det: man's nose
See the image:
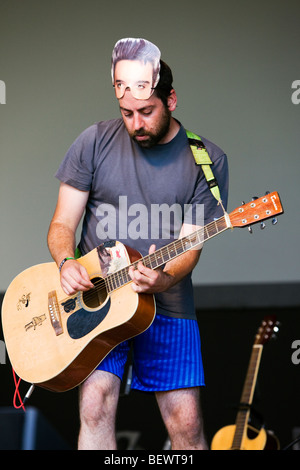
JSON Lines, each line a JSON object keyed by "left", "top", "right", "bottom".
{"left": 133, "top": 113, "right": 144, "bottom": 131}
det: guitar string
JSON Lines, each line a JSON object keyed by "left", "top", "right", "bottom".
{"left": 58, "top": 216, "right": 228, "bottom": 307}
{"left": 60, "top": 195, "right": 278, "bottom": 307}
{"left": 77, "top": 217, "right": 227, "bottom": 304}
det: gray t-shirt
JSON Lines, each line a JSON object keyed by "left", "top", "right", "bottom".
{"left": 55, "top": 118, "right": 229, "bottom": 319}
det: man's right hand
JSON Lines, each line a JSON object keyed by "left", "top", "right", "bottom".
{"left": 60, "top": 260, "right": 94, "bottom": 295}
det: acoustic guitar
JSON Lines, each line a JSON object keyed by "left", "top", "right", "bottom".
{"left": 1, "top": 192, "right": 283, "bottom": 392}
{"left": 211, "top": 315, "right": 280, "bottom": 450}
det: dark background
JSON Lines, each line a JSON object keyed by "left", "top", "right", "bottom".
{"left": 1, "top": 291, "right": 299, "bottom": 450}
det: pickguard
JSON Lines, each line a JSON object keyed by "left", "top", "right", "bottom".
{"left": 67, "top": 297, "right": 111, "bottom": 339}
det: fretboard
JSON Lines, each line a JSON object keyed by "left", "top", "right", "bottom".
{"left": 104, "top": 214, "right": 230, "bottom": 293}
{"left": 231, "top": 345, "right": 263, "bottom": 449}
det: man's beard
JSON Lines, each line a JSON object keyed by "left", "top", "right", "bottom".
{"left": 131, "top": 107, "right": 172, "bottom": 149}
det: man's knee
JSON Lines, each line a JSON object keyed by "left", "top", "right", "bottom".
{"left": 79, "top": 370, "right": 120, "bottom": 428}
{"left": 156, "top": 388, "right": 206, "bottom": 449}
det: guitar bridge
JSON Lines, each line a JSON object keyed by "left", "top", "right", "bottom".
{"left": 48, "top": 290, "right": 63, "bottom": 336}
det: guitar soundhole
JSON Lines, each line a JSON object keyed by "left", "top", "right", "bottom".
{"left": 82, "top": 277, "right": 108, "bottom": 309}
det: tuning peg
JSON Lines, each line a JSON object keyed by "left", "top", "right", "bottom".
{"left": 265, "top": 191, "right": 270, "bottom": 195}
{"left": 271, "top": 322, "right": 280, "bottom": 339}
{"left": 274, "top": 322, "right": 281, "bottom": 332}
{"left": 248, "top": 226, "right": 253, "bottom": 234}
{"left": 260, "top": 222, "right": 266, "bottom": 229}
{"left": 272, "top": 217, "right": 278, "bottom": 225}
{"left": 252, "top": 196, "right": 258, "bottom": 201}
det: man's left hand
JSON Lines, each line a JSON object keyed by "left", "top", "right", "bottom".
{"left": 128, "top": 244, "right": 173, "bottom": 294}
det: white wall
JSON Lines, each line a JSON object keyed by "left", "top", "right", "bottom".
{"left": 0, "top": 0, "right": 299, "bottom": 290}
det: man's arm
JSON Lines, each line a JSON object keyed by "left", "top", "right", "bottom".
{"left": 128, "top": 223, "right": 202, "bottom": 294}
{"left": 47, "top": 182, "right": 94, "bottom": 295}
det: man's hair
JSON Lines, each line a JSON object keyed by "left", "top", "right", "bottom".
{"left": 154, "top": 60, "right": 174, "bottom": 106}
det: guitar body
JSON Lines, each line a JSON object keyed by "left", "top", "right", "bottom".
{"left": 1, "top": 242, "right": 155, "bottom": 392}
{"left": 211, "top": 424, "right": 279, "bottom": 450}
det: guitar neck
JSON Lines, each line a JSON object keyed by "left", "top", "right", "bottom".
{"left": 231, "top": 345, "right": 263, "bottom": 449}
{"left": 105, "top": 214, "right": 231, "bottom": 293}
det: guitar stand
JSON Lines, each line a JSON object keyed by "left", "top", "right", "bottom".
{"left": 282, "top": 433, "right": 300, "bottom": 450}
{"left": 120, "top": 341, "right": 134, "bottom": 397}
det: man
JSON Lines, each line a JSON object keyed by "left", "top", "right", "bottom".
{"left": 47, "top": 38, "right": 229, "bottom": 450}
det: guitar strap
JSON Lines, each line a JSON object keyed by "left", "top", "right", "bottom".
{"left": 186, "top": 130, "right": 221, "bottom": 201}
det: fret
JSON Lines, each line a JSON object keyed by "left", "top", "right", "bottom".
{"left": 206, "top": 222, "right": 215, "bottom": 238}
{"left": 114, "top": 273, "right": 121, "bottom": 289}
{"left": 154, "top": 250, "right": 165, "bottom": 266}
{"left": 120, "top": 267, "right": 128, "bottom": 285}
{"left": 152, "top": 250, "right": 163, "bottom": 269}
{"left": 106, "top": 267, "right": 131, "bottom": 293}
{"left": 143, "top": 257, "right": 150, "bottom": 269}
{"left": 103, "top": 277, "right": 109, "bottom": 293}
{"left": 240, "top": 346, "right": 262, "bottom": 404}
{"left": 196, "top": 230, "right": 204, "bottom": 246}
{"left": 204, "top": 225, "right": 210, "bottom": 241}
{"left": 125, "top": 268, "right": 131, "bottom": 284}
{"left": 188, "top": 233, "right": 197, "bottom": 248}
{"left": 105, "top": 275, "right": 113, "bottom": 293}
{"left": 161, "top": 248, "right": 169, "bottom": 264}
{"left": 148, "top": 254, "right": 156, "bottom": 268}
{"left": 114, "top": 274, "right": 120, "bottom": 290}
{"left": 173, "top": 241, "right": 181, "bottom": 256}
{"left": 168, "top": 244, "right": 177, "bottom": 259}
{"left": 109, "top": 274, "right": 116, "bottom": 291}
{"left": 176, "top": 241, "right": 185, "bottom": 256}
{"left": 182, "top": 237, "right": 191, "bottom": 251}
{"left": 208, "top": 221, "right": 218, "bottom": 237}
{"left": 232, "top": 411, "right": 249, "bottom": 449}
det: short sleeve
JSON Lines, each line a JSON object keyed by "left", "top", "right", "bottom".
{"left": 55, "top": 124, "right": 98, "bottom": 191}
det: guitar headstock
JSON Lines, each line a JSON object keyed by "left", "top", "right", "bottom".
{"left": 229, "top": 191, "right": 283, "bottom": 229}
{"left": 254, "top": 315, "right": 280, "bottom": 346}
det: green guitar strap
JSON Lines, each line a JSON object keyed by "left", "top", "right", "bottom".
{"left": 186, "top": 130, "right": 221, "bottom": 201}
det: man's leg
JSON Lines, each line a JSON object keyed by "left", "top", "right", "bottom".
{"left": 155, "top": 387, "right": 208, "bottom": 450}
{"left": 78, "top": 370, "right": 121, "bottom": 450}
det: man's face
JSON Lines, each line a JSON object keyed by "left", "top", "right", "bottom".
{"left": 119, "top": 92, "right": 172, "bottom": 148}
{"left": 114, "top": 59, "right": 174, "bottom": 148}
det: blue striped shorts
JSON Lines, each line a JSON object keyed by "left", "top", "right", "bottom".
{"left": 96, "top": 313, "right": 205, "bottom": 392}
